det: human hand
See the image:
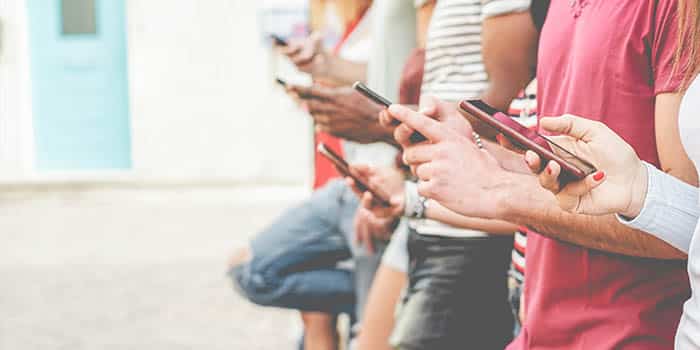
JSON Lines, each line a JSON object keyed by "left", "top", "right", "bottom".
{"left": 278, "top": 32, "right": 330, "bottom": 77}
{"left": 353, "top": 207, "right": 399, "bottom": 254}
{"left": 388, "top": 103, "right": 512, "bottom": 219}
{"left": 523, "top": 115, "right": 647, "bottom": 217}
{"left": 291, "top": 84, "right": 393, "bottom": 144}
{"left": 345, "top": 165, "right": 405, "bottom": 220}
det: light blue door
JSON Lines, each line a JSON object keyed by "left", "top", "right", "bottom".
{"left": 26, "top": 0, "right": 132, "bottom": 170}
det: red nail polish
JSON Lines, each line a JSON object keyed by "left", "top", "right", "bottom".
{"left": 593, "top": 171, "right": 605, "bottom": 181}
{"left": 546, "top": 167, "right": 552, "bottom": 175}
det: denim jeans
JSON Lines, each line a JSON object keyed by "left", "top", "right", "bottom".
{"left": 229, "top": 179, "right": 384, "bottom": 319}
{"left": 390, "top": 229, "right": 514, "bottom": 350}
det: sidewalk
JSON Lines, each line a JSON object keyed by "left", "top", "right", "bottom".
{"left": 0, "top": 186, "right": 309, "bottom": 349}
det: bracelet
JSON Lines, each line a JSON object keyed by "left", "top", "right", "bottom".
{"left": 403, "top": 181, "right": 427, "bottom": 219}
{"left": 472, "top": 132, "right": 484, "bottom": 149}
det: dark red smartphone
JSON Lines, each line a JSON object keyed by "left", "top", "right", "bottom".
{"left": 270, "top": 34, "right": 288, "bottom": 46}
{"left": 317, "top": 143, "right": 392, "bottom": 207}
{"left": 459, "top": 100, "right": 597, "bottom": 183}
{"left": 352, "top": 82, "right": 426, "bottom": 143}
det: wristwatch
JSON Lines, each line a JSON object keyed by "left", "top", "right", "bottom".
{"left": 403, "top": 181, "right": 428, "bottom": 219}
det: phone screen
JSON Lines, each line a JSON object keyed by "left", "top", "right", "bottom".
{"left": 463, "top": 100, "right": 596, "bottom": 180}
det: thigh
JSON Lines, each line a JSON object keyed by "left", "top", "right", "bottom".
{"left": 249, "top": 179, "right": 353, "bottom": 274}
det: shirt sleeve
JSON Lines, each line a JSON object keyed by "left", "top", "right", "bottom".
{"left": 414, "top": 0, "right": 431, "bottom": 9}
{"left": 481, "top": 0, "right": 531, "bottom": 19}
{"left": 652, "top": 0, "right": 684, "bottom": 94}
{"left": 617, "top": 162, "right": 699, "bottom": 253}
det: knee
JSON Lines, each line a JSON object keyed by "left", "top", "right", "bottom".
{"left": 227, "top": 246, "right": 277, "bottom": 307}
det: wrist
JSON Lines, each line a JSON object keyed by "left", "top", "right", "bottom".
{"left": 620, "top": 161, "right": 649, "bottom": 219}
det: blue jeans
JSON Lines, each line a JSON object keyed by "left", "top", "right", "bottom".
{"left": 229, "top": 179, "right": 384, "bottom": 319}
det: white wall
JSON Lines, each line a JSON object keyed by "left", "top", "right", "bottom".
{"left": 0, "top": 0, "right": 311, "bottom": 185}
{"left": 126, "top": 0, "right": 313, "bottom": 185}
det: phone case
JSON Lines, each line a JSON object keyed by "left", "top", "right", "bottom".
{"left": 458, "top": 100, "right": 596, "bottom": 183}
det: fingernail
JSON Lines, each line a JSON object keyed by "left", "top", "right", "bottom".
{"left": 546, "top": 167, "right": 552, "bottom": 175}
{"left": 593, "top": 171, "right": 605, "bottom": 181}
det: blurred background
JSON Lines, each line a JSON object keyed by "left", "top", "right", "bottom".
{"left": 0, "top": 0, "right": 322, "bottom": 348}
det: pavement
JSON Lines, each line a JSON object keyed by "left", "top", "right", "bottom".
{"left": 0, "top": 186, "right": 310, "bottom": 349}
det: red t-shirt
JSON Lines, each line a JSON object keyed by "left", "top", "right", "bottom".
{"left": 507, "top": 1, "right": 690, "bottom": 349}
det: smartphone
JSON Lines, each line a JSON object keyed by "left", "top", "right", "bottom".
{"left": 317, "top": 143, "right": 392, "bottom": 207}
{"left": 352, "top": 82, "right": 426, "bottom": 143}
{"left": 270, "top": 34, "right": 288, "bottom": 46}
{"left": 459, "top": 100, "right": 597, "bottom": 183}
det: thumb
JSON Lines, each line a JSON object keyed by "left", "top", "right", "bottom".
{"left": 540, "top": 115, "right": 598, "bottom": 142}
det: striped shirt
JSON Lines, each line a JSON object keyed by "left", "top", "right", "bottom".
{"left": 421, "top": 0, "right": 487, "bottom": 103}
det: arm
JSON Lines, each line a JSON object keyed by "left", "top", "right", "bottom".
{"left": 655, "top": 93, "right": 699, "bottom": 186}
{"left": 320, "top": 57, "right": 368, "bottom": 86}
{"left": 480, "top": 9, "right": 538, "bottom": 112}
{"left": 416, "top": 0, "right": 436, "bottom": 49}
{"left": 426, "top": 200, "right": 519, "bottom": 234}
{"left": 496, "top": 172, "right": 687, "bottom": 259}
{"left": 618, "top": 162, "right": 699, "bottom": 254}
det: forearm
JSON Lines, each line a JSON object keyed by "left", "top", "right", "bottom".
{"left": 498, "top": 172, "right": 686, "bottom": 259}
{"left": 426, "top": 200, "right": 519, "bottom": 234}
{"left": 322, "top": 57, "right": 367, "bottom": 85}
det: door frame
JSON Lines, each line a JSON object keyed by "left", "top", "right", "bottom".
{"left": 0, "top": 0, "right": 36, "bottom": 178}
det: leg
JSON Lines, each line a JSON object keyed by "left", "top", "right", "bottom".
{"left": 337, "top": 185, "right": 387, "bottom": 322}
{"left": 228, "top": 179, "right": 355, "bottom": 314}
{"left": 355, "top": 264, "right": 407, "bottom": 350}
{"left": 391, "top": 230, "right": 515, "bottom": 350}
{"left": 301, "top": 312, "right": 339, "bottom": 350}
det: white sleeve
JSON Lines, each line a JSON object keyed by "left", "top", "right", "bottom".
{"left": 617, "top": 162, "right": 699, "bottom": 254}
{"left": 481, "top": 0, "right": 531, "bottom": 19}
{"left": 381, "top": 219, "right": 410, "bottom": 273}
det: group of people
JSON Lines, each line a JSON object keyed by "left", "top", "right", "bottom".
{"left": 229, "top": 0, "right": 700, "bottom": 349}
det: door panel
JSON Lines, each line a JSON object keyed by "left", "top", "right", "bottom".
{"left": 26, "top": 0, "right": 131, "bottom": 170}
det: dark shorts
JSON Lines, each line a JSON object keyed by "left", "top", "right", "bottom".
{"left": 390, "top": 229, "right": 514, "bottom": 350}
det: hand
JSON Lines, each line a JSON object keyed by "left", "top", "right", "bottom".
{"left": 278, "top": 32, "right": 330, "bottom": 77}
{"left": 388, "top": 103, "right": 513, "bottom": 219}
{"left": 353, "top": 207, "right": 398, "bottom": 254}
{"left": 291, "top": 84, "right": 393, "bottom": 143}
{"left": 523, "top": 115, "right": 647, "bottom": 217}
{"left": 345, "top": 165, "right": 405, "bottom": 220}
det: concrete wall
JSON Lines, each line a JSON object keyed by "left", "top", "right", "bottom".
{"left": 0, "top": 0, "right": 313, "bottom": 185}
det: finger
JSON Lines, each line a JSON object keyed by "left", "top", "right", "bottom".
{"left": 308, "top": 84, "right": 335, "bottom": 100}
{"left": 497, "top": 134, "right": 523, "bottom": 153}
{"left": 379, "top": 110, "right": 397, "bottom": 127}
{"left": 414, "top": 163, "right": 436, "bottom": 182}
{"left": 345, "top": 178, "right": 363, "bottom": 197}
{"left": 361, "top": 192, "right": 374, "bottom": 210}
{"left": 416, "top": 180, "right": 438, "bottom": 200}
{"left": 307, "top": 99, "right": 334, "bottom": 115}
{"left": 403, "top": 144, "right": 439, "bottom": 167}
{"left": 539, "top": 115, "right": 599, "bottom": 142}
{"left": 394, "top": 124, "right": 418, "bottom": 147}
{"left": 288, "top": 84, "right": 314, "bottom": 99}
{"left": 349, "top": 164, "right": 373, "bottom": 179}
{"left": 524, "top": 150, "right": 543, "bottom": 174}
{"left": 388, "top": 105, "right": 445, "bottom": 142}
{"left": 539, "top": 160, "right": 562, "bottom": 193}
{"left": 364, "top": 228, "right": 375, "bottom": 254}
{"left": 561, "top": 170, "right": 606, "bottom": 197}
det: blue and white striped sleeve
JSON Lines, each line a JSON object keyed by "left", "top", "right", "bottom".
{"left": 617, "top": 162, "right": 699, "bottom": 254}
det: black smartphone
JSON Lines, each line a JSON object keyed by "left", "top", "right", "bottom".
{"left": 352, "top": 82, "right": 426, "bottom": 143}
{"left": 317, "top": 143, "right": 392, "bottom": 207}
{"left": 270, "top": 34, "right": 288, "bottom": 46}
